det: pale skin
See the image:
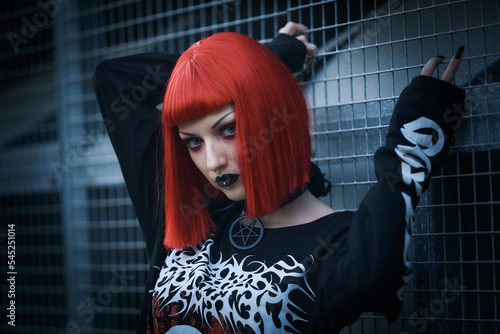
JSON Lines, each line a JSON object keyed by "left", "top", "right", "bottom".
{"left": 178, "top": 22, "right": 463, "bottom": 229}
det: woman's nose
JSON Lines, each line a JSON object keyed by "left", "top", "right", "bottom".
{"left": 205, "top": 140, "right": 226, "bottom": 172}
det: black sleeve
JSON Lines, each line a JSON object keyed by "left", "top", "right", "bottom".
{"left": 92, "top": 35, "right": 308, "bottom": 257}
{"left": 93, "top": 52, "right": 178, "bottom": 256}
{"left": 310, "top": 75, "right": 465, "bottom": 333}
{"left": 266, "top": 33, "right": 307, "bottom": 73}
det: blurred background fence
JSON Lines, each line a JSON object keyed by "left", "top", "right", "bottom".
{"left": 1, "top": 0, "right": 499, "bottom": 333}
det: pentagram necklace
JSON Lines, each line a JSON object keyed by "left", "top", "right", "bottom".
{"left": 228, "top": 186, "right": 306, "bottom": 249}
{"left": 229, "top": 216, "right": 264, "bottom": 250}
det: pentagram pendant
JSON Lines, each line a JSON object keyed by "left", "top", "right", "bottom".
{"left": 229, "top": 216, "right": 264, "bottom": 250}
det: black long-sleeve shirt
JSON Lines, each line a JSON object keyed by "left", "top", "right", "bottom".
{"left": 93, "top": 33, "right": 465, "bottom": 333}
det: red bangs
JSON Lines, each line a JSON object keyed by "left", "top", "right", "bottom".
{"left": 162, "top": 42, "right": 232, "bottom": 126}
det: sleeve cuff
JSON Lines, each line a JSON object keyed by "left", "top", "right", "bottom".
{"left": 409, "top": 75, "right": 466, "bottom": 103}
{"left": 266, "top": 33, "right": 307, "bottom": 73}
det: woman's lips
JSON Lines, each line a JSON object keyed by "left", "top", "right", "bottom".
{"left": 215, "top": 174, "right": 239, "bottom": 188}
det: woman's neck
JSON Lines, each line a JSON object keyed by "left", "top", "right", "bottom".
{"left": 259, "top": 190, "right": 334, "bottom": 228}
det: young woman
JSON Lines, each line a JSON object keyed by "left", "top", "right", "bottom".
{"left": 93, "top": 23, "right": 465, "bottom": 334}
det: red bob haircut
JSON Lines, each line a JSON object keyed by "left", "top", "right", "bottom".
{"left": 162, "top": 32, "right": 311, "bottom": 249}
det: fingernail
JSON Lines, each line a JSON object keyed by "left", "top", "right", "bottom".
{"left": 454, "top": 46, "right": 464, "bottom": 59}
{"left": 436, "top": 55, "right": 445, "bottom": 59}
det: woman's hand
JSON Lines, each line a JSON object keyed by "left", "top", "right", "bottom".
{"left": 279, "top": 21, "right": 318, "bottom": 67}
{"left": 421, "top": 46, "right": 464, "bottom": 83}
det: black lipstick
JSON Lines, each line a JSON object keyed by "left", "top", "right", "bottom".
{"left": 215, "top": 174, "right": 239, "bottom": 188}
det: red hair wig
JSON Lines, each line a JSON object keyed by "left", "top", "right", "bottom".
{"left": 162, "top": 32, "right": 311, "bottom": 249}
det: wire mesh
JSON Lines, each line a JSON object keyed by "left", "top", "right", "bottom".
{"left": 0, "top": 0, "right": 499, "bottom": 333}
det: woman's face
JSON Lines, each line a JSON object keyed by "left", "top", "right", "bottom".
{"left": 178, "top": 103, "right": 245, "bottom": 201}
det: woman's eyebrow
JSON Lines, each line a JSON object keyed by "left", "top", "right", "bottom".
{"left": 211, "top": 111, "right": 235, "bottom": 129}
{"left": 179, "top": 131, "right": 196, "bottom": 136}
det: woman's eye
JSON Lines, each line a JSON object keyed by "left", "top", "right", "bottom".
{"left": 221, "top": 124, "right": 236, "bottom": 137}
{"left": 184, "top": 138, "right": 203, "bottom": 149}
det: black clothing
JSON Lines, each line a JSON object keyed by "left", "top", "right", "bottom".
{"left": 93, "top": 33, "right": 465, "bottom": 333}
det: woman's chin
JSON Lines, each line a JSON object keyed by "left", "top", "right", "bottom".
{"left": 224, "top": 191, "right": 246, "bottom": 202}
{"left": 221, "top": 184, "right": 246, "bottom": 202}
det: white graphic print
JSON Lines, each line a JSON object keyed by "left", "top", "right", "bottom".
{"left": 396, "top": 117, "right": 445, "bottom": 196}
{"left": 166, "top": 326, "right": 202, "bottom": 334}
{"left": 400, "top": 117, "right": 444, "bottom": 157}
{"left": 153, "top": 239, "right": 315, "bottom": 333}
{"left": 395, "top": 117, "right": 445, "bottom": 298}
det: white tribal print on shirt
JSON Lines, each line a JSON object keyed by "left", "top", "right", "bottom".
{"left": 151, "top": 239, "right": 315, "bottom": 333}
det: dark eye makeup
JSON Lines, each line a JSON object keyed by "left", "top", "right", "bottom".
{"left": 181, "top": 122, "right": 236, "bottom": 151}
{"left": 182, "top": 137, "right": 203, "bottom": 150}
{"left": 220, "top": 123, "right": 236, "bottom": 137}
